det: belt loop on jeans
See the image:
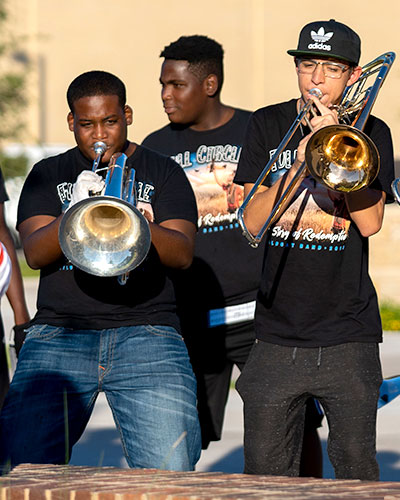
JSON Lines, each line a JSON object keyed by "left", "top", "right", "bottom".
{"left": 292, "top": 347, "right": 297, "bottom": 364}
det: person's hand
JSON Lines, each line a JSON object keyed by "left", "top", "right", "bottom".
{"left": 68, "top": 170, "right": 105, "bottom": 209}
{"left": 294, "top": 93, "right": 340, "bottom": 169}
{"left": 293, "top": 134, "right": 312, "bottom": 174}
{"left": 12, "top": 321, "right": 31, "bottom": 357}
{"left": 307, "top": 93, "right": 339, "bottom": 132}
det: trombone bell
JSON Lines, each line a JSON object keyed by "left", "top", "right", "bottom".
{"left": 305, "top": 124, "right": 379, "bottom": 192}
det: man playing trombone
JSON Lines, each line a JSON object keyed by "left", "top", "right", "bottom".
{"left": 234, "top": 19, "right": 395, "bottom": 480}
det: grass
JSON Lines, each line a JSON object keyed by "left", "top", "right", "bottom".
{"left": 18, "top": 257, "right": 40, "bottom": 278}
{"left": 380, "top": 301, "right": 400, "bottom": 332}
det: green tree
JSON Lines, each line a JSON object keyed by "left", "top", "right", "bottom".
{"left": 0, "top": 0, "right": 28, "bottom": 178}
{"left": 0, "top": 151, "right": 28, "bottom": 178}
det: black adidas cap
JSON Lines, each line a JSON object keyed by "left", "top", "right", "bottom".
{"left": 287, "top": 19, "right": 361, "bottom": 65}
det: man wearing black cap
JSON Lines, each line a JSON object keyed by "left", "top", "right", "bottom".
{"left": 234, "top": 20, "right": 395, "bottom": 480}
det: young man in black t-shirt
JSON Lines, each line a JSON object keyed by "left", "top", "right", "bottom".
{"left": 142, "top": 36, "right": 259, "bottom": 454}
{"left": 142, "top": 34, "right": 323, "bottom": 477}
{"left": 234, "top": 20, "right": 395, "bottom": 480}
{"left": 0, "top": 71, "right": 201, "bottom": 473}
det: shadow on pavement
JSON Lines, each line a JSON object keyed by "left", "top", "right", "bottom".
{"left": 205, "top": 446, "right": 244, "bottom": 473}
{"left": 377, "top": 451, "right": 400, "bottom": 481}
{"left": 70, "top": 429, "right": 127, "bottom": 468}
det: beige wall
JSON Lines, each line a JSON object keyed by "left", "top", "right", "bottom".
{"left": 8, "top": 0, "right": 400, "bottom": 156}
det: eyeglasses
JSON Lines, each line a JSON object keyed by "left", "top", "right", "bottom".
{"left": 297, "top": 59, "right": 350, "bottom": 79}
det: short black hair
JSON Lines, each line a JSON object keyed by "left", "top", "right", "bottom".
{"left": 67, "top": 70, "right": 126, "bottom": 113}
{"left": 160, "top": 35, "right": 224, "bottom": 92}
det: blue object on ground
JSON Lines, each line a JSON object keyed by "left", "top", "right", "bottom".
{"left": 379, "top": 375, "right": 400, "bottom": 409}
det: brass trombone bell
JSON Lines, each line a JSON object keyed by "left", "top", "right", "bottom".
{"left": 305, "top": 124, "right": 380, "bottom": 192}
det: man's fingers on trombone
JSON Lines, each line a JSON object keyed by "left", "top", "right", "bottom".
{"left": 309, "top": 106, "right": 339, "bottom": 131}
{"left": 309, "top": 95, "right": 339, "bottom": 121}
{"left": 294, "top": 133, "right": 312, "bottom": 165}
{"left": 312, "top": 113, "right": 338, "bottom": 131}
{"left": 307, "top": 93, "right": 329, "bottom": 109}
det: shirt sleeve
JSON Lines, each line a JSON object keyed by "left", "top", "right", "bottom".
{"left": 234, "top": 105, "right": 291, "bottom": 188}
{"left": 234, "top": 109, "right": 269, "bottom": 186}
{"left": 152, "top": 156, "right": 198, "bottom": 227}
{"left": 17, "top": 160, "right": 62, "bottom": 228}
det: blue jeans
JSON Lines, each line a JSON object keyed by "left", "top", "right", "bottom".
{"left": 0, "top": 324, "right": 201, "bottom": 472}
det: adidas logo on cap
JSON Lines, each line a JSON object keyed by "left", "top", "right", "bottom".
{"left": 308, "top": 27, "right": 333, "bottom": 52}
{"left": 311, "top": 27, "right": 333, "bottom": 43}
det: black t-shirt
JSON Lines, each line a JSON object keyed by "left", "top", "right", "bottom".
{"left": 17, "top": 145, "right": 197, "bottom": 331}
{"left": 234, "top": 99, "right": 395, "bottom": 347}
{"left": 143, "top": 109, "right": 265, "bottom": 329}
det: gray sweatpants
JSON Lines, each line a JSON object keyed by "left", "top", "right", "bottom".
{"left": 236, "top": 340, "right": 382, "bottom": 480}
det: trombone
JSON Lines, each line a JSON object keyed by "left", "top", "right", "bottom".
{"left": 238, "top": 51, "right": 396, "bottom": 248}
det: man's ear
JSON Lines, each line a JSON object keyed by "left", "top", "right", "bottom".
{"left": 347, "top": 65, "right": 363, "bottom": 86}
{"left": 124, "top": 105, "right": 133, "bottom": 125}
{"left": 204, "top": 74, "right": 218, "bottom": 97}
{"left": 67, "top": 111, "right": 74, "bottom": 132}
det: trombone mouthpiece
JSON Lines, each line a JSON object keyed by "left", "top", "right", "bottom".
{"left": 93, "top": 141, "right": 107, "bottom": 155}
{"left": 309, "top": 88, "right": 323, "bottom": 99}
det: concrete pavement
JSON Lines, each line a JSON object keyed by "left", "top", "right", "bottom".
{"left": 2, "top": 277, "right": 400, "bottom": 480}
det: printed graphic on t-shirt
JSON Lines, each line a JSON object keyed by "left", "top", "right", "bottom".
{"left": 57, "top": 182, "right": 73, "bottom": 205}
{"left": 270, "top": 177, "right": 351, "bottom": 253}
{"left": 136, "top": 180, "right": 155, "bottom": 222}
{"left": 172, "top": 144, "right": 243, "bottom": 234}
{"left": 267, "top": 148, "right": 297, "bottom": 185}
